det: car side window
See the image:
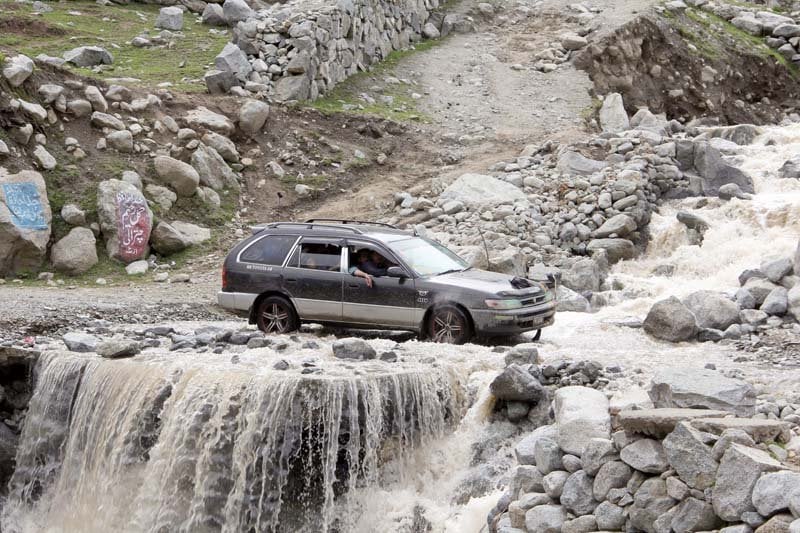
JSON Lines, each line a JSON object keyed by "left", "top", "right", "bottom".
{"left": 240, "top": 235, "right": 298, "bottom": 265}
{"left": 288, "top": 242, "right": 342, "bottom": 272}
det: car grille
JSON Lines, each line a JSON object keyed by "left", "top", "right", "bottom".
{"left": 520, "top": 294, "right": 548, "bottom": 307}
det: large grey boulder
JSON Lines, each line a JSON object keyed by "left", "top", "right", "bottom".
{"left": 662, "top": 421, "right": 718, "bottom": 490}
{"left": 595, "top": 501, "right": 626, "bottom": 530}
{"left": 214, "top": 42, "right": 252, "bottom": 82}
{"left": 560, "top": 471, "right": 598, "bottom": 516}
{"left": 91, "top": 112, "right": 125, "bottom": 131}
{"left": 204, "top": 69, "right": 236, "bottom": 94}
{"left": 581, "top": 438, "right": 617, "bottom": 476}
{"left": 63, "top": 46, "right": 113, "bottom": 67}
{"left": 238, "top": 99, "right": 270, "bottom": 135}
{"left": 620, "top": 438, "right": 670, "bottom": 473}
{"left": 202, "top": 3, "right": 226, "bottom": 26}
{"left": 594, "top": 214, "right": 637, "bottom": 238}
{"left": 745, "top": 277, "right": 780, "bottom": 305}
{"left": 3, "top": 54, "right": 34, "bottom": 87}
{"left": 331, "top": 338, "right": 376, "bottom": 360}
{"left": 223, "top": 0, "right": 254, "bottom": 24}
{"left": 586, "top": 238, "right": 635, "bottom": 264}
{"left": 490, "top": 364, "right": 545, "bottom": 403}
{"left": 693, "top": 141, "right": 754, "bottom": 196}
{"left": 599, "top": 93, "right": 630, "bottom": 133}
{"left": 752, "top": 471, "right": 800, "bottom": 516}
{"left": 524, "top": 504, "right": 567, "bottom": 533}
{"left": 150, "top": 221, "right": 210, "bottom": 256}
{"left": 649, "top": 367, "right": 756, "bottom": 416}
{"left": 191, "top": 143, "right": 238, "bottom": 191}
{"left": 629, "top": 478, "right": 677, "bottom": 533}
{"left": 713, "top": 444, "right": 784, "bottom": 521}
{"left": 682, "top": 290, "right": 739, "bottom": 331}
{"left": 51, "top": 227, "right": 98, "bottom": 275}
{"left": 184, "top": 106, "right": 235, "bottom": 136}
{"left": 670, "top": 497, "right": 721, "bottom": 533}
{"left": 761, "top": 286, "right": 788, "bottom": 315}
{"left": 515, "top": 424, "right": 557, "bottom": 465}
{"left": 557, "top": 151, "right": 607, "bottom": 176}
{"left": 592, "top": 461, "right": 632, "bottom": 501}
{"left": 440, "top": 174, "right": 527, "bottom": 209}
{"left": 97, "top": 179, "right": 152, "bottom": 263}
{"left": 202, "top": 132, "right": 239, "bottom": 163}
{"left": 0, "top": 169, "right": 52, "bottom": 275}
{"left": 155, "top": 6, "right": 183, "bottom": 30}
{"left": 154, "top": 156, "right": 200, "bottom": 197}
{"left": 554, "top": 386, "right": 611, "bottom": 455}
{"left": 643, "top": 296, "right": 697, "bottom": 342}
{"left": 562, "top": 258, "right": 604, "bottom": 292}
{"left": 97, "top": 338, "right": 141, "bottom": 359}
{"left": 274, "top": 75, "right": 311, "bottom": 102}
{"left": 534, "top": 438, "right": 564, "bottom": 475}
{"left": 762, "top": 256, "right": 794, "bottom": 282}
{"left": 63, "top": 332, "right": 99, "bottom": 352}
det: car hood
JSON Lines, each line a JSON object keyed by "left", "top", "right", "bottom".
{"left": 427, "top": 269, "right": 545, "bottom": 296}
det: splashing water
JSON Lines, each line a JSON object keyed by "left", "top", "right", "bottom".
{"left": 2, "top": 350, "right": 463, "bottom": 533}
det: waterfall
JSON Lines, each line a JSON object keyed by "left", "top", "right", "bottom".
{"left": 2, "top": 351, "right": 464, "bottom": 533}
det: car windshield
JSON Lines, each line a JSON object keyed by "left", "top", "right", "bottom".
{"left": 388, "top": 237, "right": 468, "bottom": 277}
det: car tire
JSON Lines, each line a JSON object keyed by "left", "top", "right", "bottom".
{"left": 256, "top": 296, "right": 299, "bottom": 334}
{"left": 428, "top": 305, "right": 472, "bottom": 344}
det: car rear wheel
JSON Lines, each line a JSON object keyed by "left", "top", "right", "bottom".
{"left": 256, "top": 296, "right": 299, "bottom": 334}
{"left": 428, "top": 305, "right": 471, "bottom": 345}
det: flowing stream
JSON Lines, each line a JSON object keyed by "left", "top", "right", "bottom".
{"left": 3, "top": 124, "right": 800, "bottom": 533}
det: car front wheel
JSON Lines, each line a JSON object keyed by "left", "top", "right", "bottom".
{"left": 256, "top": 296, "right": 299, "bottom": 334}
{"left": 428, "top": 305, "right": 471, "bottom": 344}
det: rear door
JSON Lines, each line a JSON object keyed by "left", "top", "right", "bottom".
{"left": 342, "top": 240, "right": 416, "bottom": 327}
{"left": 283, "top": 238, "right": 344, "bottom": 322}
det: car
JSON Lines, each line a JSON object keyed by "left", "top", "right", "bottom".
{"left": 217, "top": 219, "right": 557, "bottom": 344}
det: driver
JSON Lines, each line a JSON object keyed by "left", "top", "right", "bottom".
{"left": 348, "top": 249, "right": 390, "bottom": 287}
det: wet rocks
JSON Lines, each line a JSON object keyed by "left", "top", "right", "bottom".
{"left": 586, "top": 239, "right": 635, "bottom": 264}
{"left": 331, "top": 338, "right": 376, "bottom": 360}
{"left": 490, "top": 364, "right": 546, "bottom": 403}
{"left": 643, "top": 296, "right": 697, "bottom": 342}
{"left": 683, "top": 290, "right": 740, "bottom": 331}
{"left": 554, "top": 386, "right": 611, "bottom": 455}
{"left": 63, "top": 332, "right": 100, "bottom": 353}
{"left": 50, "top": 227, "right": 98, "bottom": 275}
{"left": 693, "top": 142, "right": 755, "bottom": 196}
{"left": 97, "top": 338, "right": 141, "bottom": 358}
{"left": 649, "top": 367, "right": 756, "bottom": 416}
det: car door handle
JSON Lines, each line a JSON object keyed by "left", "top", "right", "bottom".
{"left": 348, "top": 283, "right": 360, "bottom": 288}
{"left": 286, "top": 278, "right": 297, "bottom": 283}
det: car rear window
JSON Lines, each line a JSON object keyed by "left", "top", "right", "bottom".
{"left": 240, "top": 235, "right": 297, "bottom": 265}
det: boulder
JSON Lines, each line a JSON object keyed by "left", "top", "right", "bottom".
{"left": 617, "top": 408, "right": 728, "bottom": 438}
{"left": 595, "top": 501, "right": 626, "bottom": 530}
{"left": 96, "top": 179, "right": 152, "bottom": 263}
{"left": 0, "top": 169, "right": 52, "bottom": 275}
{"left": 649, "top": 367, "right": 756, "bottom": 416}
{"left": 599, "top": 93, "right": 630, "bottom": 133}
{"left": 63, "top": 332, "right": 99, "bottom": 352}
{"left": 557, "top": 151, "right": 607, "bottom": 176}
{"left": 670, "top": 497, "right": 722, "bottom": 533}
{"left": 504, "top": 343, "right": 540, "bottom": 366}
{"left": 204, "top": 69, "right": 236, "bottom": 94}
{"left": 223, "top": 0, "right": 254, "bottom": 24}
{"left": 51, "top": 227, "right": 98, "bottom": 275}
{"left": 106, "top": 130, "right": 134, "bottom": 153}
{"left": 560, "top": 471, "right": 597, "bottom": 516}
{"left": 561, "top": 258, "right": 604, "bottom": 292}
{"left": 97, "top": 339, "right": 141, "bottom": 359}
{"left": 439, "top": 174, "right": 527, "bottom": 209}
{"left": 331, "top": 338, "right": 376, "bottom": 360}
{"left": 154, "top": 156, "right": 200, "bottom": 197}
{"left": 682, "top": 290, "right": 739, "bottom": 330}
{"left": 782, "top": 157, "right": 800, "bottom": 180}
{"left": 561, "top": 33, "right": 588, "bottom": 51}
{"left": 490, "top": 364, "right": 545, "bottom": 403}
{"left": 592, "top": 460, "right": 632, "bottom": 501}
{"left": 586, "top": 238, "right": 635, "bottom": 264}
{"left": 202, "top": 3, "right": 226, "bottom": 26}
{"left": 155, "top": 6, "right": 183, "bottom": 30}
{"left": 33, "top": 146, "right": 56, "bottom": 170}
{"left": 581, "top": 438, "right": 617, "bottom": 476}
{"left": 752, "top": 471, "right": 800, "bottom": 516}
{"left": 542, "top": 470, "right": 569, "bottom": 498}
{"left": 214, "top": 42, "right": 252, "bottom": 82}
{"left": 191, "top": 143, "right": 238, "bottom": 191}
{"left": 3, "top": 54, "right": 34, "bottom": 87}
{"left": 201, "top": 132, "right": 239, "bottom": 163}
{"left": 554, "top": 386, "right": 611, "bottom": 455}
{"left": 643, "top": 296, "right": 697, "bottom": 342}
{"left": 150, "top": 221, "right": 209, "bottom": 255}
{"left": 595, "top": 214, "right": 637, "bottom": 238}
{"left": 274, "top": 75, "right": 311, "bottom": 102}
{"left": 713, "top": 444, "right": 784, "bottom": 521}
{"left": 761, "top": 286, "right": 788, "bottom": 315}
{"left": 524, "top": 504, "right": 567, "bottom": 533}
{"left": 238, "top": 99, "right": 270, "bottom": 135}
{"left": 762, "top": 256, "right": 794, "bottom": 282}
{"left": 629, "top": 478, "right": 677, "bottom": 533}
{"left": 620, "top": 438, "right": 670, "bottom": 473}
{"left": 61, "top": 204, "right": 86, "bottom": 226}
{"left": 84, "top": 85, "right": 108, "bottom": 112}
{"left": 534, "top": 438, "right": 564, "bottom": 474}
{"left": 556, "top": 286, "right": 590, "bottom": 312}
{"left": 719, "top": 182, "right": 750, "bottom": 200}
{"left": 693, "top": 141, "right": 754, "bottom": 196}
{"left": 63, "top": 46, "right": 113, "bottom": 67}
{"left": 745, "top": 277, "right": 780, "bottom": 305}
{"left": 662, "top": 421, "right": 718, "bottom": 490}
{"left": 514, "top": 424, "right": 558, "bottom": 465}
{"left": 183, "top": 106, "right": 235, "bottom": 136}
{"left": 91, "top": 112, "right": 125, "bottom": 131}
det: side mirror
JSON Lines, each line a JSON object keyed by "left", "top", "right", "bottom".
{"left": 387, "top": 266, "right": 408, "bottom": 278}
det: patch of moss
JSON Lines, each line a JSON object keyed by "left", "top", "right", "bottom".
{"left": 309, "top": 38, "right": 446, "bottom": 122}
{"left": 0, "top": 1, "right": 230, "bottom": 92}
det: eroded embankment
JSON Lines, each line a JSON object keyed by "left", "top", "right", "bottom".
{"left": 577, "top": 9, "right": 800, "bottom": 125}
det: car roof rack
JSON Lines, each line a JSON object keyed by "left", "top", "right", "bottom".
{"left": 304, "top": 219, "right": 399, "bottom": 229}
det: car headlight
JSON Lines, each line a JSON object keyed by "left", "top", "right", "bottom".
{"left": 485, "top": 299, "right": 523, "bottom": 310}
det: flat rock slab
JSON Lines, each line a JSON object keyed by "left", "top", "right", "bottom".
{"left": 618, "top": 408, "right": 729, "bottom": 438}
{"left": 691, "top": 417, "right": 792, "bottom": 444}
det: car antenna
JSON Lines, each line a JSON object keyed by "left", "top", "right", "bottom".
{"left": 474, "top": 224, "right": 493, "bottom": 271}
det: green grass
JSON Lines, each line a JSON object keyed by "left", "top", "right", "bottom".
{"left": 0, "top": 0, "right": 230, "bottom": 92}
{"left": 309, "top": 38, "right": 445, "bottom": 122}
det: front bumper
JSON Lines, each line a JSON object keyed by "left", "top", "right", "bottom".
{"left": 470, "top": 301, "right": 557, "bottom": 335}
